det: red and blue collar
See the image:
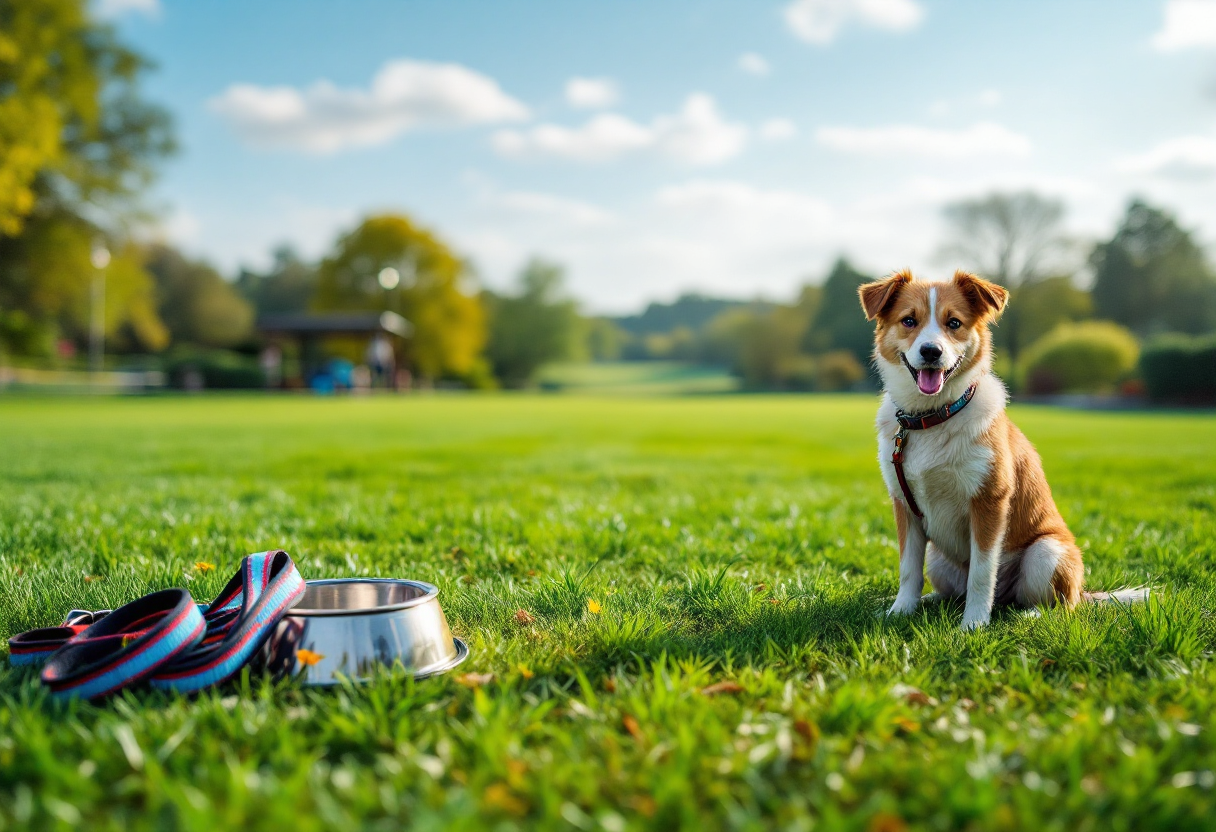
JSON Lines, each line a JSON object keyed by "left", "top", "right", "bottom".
{"left": 895, "top": 382, "right": 978, "bottom": 431}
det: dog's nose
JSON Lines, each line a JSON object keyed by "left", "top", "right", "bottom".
{"left": 919, "top": 343, "right": 943, "bottom": 363}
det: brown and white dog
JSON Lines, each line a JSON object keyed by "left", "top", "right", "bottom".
{"left": 858, "top": 269, "right": 1140, "bottom": 629}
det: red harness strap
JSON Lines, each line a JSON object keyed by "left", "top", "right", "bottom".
{"left": 891, "top": 382, "right": 978, "bottom": 520}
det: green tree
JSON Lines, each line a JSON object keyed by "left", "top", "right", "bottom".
{"left": 1090, "top": 200, "right": 1216, "bottom": 336}
{"left": 143, "top": 245, "right": 253, "bottom": 348}
{"left": 235, "top": 245, "right": 317, "bottom": 316}
{"left": 483, "top": 259, "right": 581, "bottom": 387}
{"left": 995, "top": 275, "right": 1092, "bottom": 382}
{"left": 0, "top": 0, "right": 173, "bottom": 356}
{"left": 313, "top": 214, "right": 486, "bottom": 381}
{"left": 0, "top": 0, "right": 173, "bottom": 234}
{"left": 803, "top": 258, "right": 873, "bottom": 364}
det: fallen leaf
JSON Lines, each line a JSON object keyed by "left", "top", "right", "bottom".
{"left": 526, "top": 569, "right": 538, "bottom": 577}
{"left": 514, "top": 609, "right": 535, "bottom": 625}
{"left": 892, "top": 716, "right": 919, "bottom": 734}
{"left": 459, "top": 574, "right": 476, "bottom": 584}
{"left": 603, "top": 677, "right": 617, "bottom": 693}
{"left": 904, "top": 689, "right": 931, "bottom": 707}
{"left": 753, "top": 583, "right": 767, "bottom": 593}
{"left": 867, "top": 812, "right": 909, "bottom": 832}
{"left": 768, "top": 598, "right": 781, "bottom": 605}
{"left": 794, "top": 719, "right": 820, "bottom": 744}
{"left": 701, "top": 681, "right": 745, "bottom": 696}
{"left": 1041, "top": 659, "right": 1056, "bottom": 667}
{"left": 456, "top": 672, "right": 495, "bottom": 688}
{"left": 622, "top": 714, "right": 644, "bottom": 741}
{"left": 296, "top": 649, "right": 325, "bottom": 667}
{"left": 83, "top": 575, "right": 103, "bottom": 583}
{"left": 194, "top": 562, "right": 214, "bottom": 573}
{"left": 483, "top": 782, "right": 528, "bottom": 816}
{"left": 587, "top": 599, "right": 602, "bottom": 614}
{"left": 518, "top": 664, "right": 534, "bottom": 680}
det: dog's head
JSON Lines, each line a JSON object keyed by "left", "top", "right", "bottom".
{"left": 858, "top": 269, "right": 1008, "bottom": 408}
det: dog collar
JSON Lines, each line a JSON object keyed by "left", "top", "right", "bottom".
{"left": 895, "top": 382, "right": 978, "bottom": 430}
{"left": 891, "top": 382, "right": 978, "bottom": 519}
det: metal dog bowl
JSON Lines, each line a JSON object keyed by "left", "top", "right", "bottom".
{"left": 260, "top": 579, "right": 468, "bottom": 686}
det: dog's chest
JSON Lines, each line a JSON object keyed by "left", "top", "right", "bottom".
{"left": 877, "top": 400, "right": 995, "bottom": 561}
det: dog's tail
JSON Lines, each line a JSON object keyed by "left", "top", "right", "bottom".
{"left": 1081, "top": 587, "right": 1150, "bottom": 605}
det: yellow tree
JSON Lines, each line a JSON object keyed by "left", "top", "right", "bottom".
{"left": 313, "top": 215, "right": 486, "bottom": 382}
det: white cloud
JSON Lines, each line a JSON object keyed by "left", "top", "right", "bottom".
{"left": 816, "top": 121, "right": 1031, "bottom": 158}
{"left": 1152, "top": 0, "right": 1216, "bottom": 51}
{"left": 978, "top": 89, "right": 1002, "bottom": 107}
{"left": 492, "top": 93, "right": 748, "bottom": 166}
{"left": 209, "top": 59, "right": 529, "bottom": 153}
{"left": 482, "top": 189, "right": 616, "bottom": 227}
{"left": 759, "top": 118, "right": 798, "bottom": 141}
{"left": 738, "top": 52, "right": 772, "bottom": 76}
{"left": 565, "top": 77, "right": 620, "bottom": 109}
{"left": 784, "top": 0, "right": 924, "bottom": 45}
{"left": 1118, "top": 133, "right": 1216, "bottom": 178}
{"left": 95, "top": 0, "right": 159, "bottom": 17}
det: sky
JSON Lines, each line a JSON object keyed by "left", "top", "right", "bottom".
{"left": 101, "top": 0, "right": 1216, "bottom": 313}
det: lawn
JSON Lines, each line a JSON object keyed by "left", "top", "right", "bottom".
{"left": 1, "top": 393, "right": 1214, "bottom": 832}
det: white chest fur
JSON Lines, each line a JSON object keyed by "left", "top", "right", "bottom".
{"left": 876, "top": 373, "right": 1006, "bottom": 563}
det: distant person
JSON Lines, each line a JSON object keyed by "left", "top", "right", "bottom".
{"left": 259, "top": 345, "right": 283, "bottom": 388}
{"left": 366, "top": 335, "right": 396, "bottom": 389}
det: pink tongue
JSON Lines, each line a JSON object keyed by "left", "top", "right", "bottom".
{"left": 917, "top": 368, "right": 944, "bottom": 395}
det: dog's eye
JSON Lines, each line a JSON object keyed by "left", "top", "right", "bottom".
{"left": 901, "top": 317, "right": 917, "bottom": 328}
{"left": 947, "top": 318, "right": 962, "bottom": 330}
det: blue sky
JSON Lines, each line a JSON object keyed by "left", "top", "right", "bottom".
{"left": 103, "top": 0, "right": 1216, "bottom": 312}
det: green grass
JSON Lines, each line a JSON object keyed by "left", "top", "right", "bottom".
{"left": 534, "top": 361, "right": 737, "bottom": 395}
{"left": 1, "top": 393, "right": 1214, "bottom": 831}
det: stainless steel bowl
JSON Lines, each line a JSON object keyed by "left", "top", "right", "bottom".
{"left": 260, "top": 578, "right": 468, "bottom": 686}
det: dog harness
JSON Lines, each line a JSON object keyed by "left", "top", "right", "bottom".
{"left": 10, "top": 551, "right": 303, "bottom": 700}
{"left": 891, "top": 382, "right": 978, "bottom": 519}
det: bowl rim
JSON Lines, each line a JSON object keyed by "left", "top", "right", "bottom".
{"left": 286, "top": 578, "right": 441, "bottom": 617}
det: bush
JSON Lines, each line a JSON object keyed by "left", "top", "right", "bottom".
{"left": 165, "top": 348, "right": 264, "bottom": 390}
{"left": 1018, "top": 321, "right": 1139, "bottom": 394}
{"left": 1139, "top": 333, "right": 1216, "bottom": 403}
{"left": 814, "top": 350, "right": 866, "bottom": 392}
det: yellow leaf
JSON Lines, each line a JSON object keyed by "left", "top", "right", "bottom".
{"left": 587, "top": 599, "right": 602, "bottom": 614}
{"left": 296, "top": 649, "right": 325, "bottom": 667}
{"left": 194, "top": 562, "right": 215, "bottom": 573}
{"left": 518, "top": 664, "right": 534, "bottom": 679}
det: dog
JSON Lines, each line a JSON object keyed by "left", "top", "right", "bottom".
{"left": 858, "top": 269, "right": 1143, "bottom": 629}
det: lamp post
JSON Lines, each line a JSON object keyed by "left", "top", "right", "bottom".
{"left": 89, "top": 242, "right": 110, "bottom": 374}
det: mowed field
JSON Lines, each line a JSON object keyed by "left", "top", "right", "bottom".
{"left": 1, "top": 394, "right": 1215, "bottom": 832}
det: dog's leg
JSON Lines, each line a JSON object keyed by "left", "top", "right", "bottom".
{"left": 888, "top": 497, "right": 927, "bottom": 616}
{"left": 962, "top": 495, "right": 1009, "bottom": 630}
{"left": 925, "top": 543, "right": 967, "bottom": 599}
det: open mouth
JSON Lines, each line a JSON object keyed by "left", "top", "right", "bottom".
{"left": 901, "top": 353, "right": 964, "bottom": 396}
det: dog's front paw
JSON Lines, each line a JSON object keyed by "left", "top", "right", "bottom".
{"left": 886, "top": 595, "right": 921, "bottom": 617}
{"left": 960, "top": 611, "right": 990, "bottom": 630}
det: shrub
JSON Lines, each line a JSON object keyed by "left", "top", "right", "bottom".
{"left": 165, "top": 348, "right": 264, "bottom": 390}
{"left": 1018, "top": 321, "right": 1139, "bottom": 394}
{"left": 1139, "top": 333, "right": 1216, "bottom": 403}
{"left": 814, "top": 350, "right": 866, "bottom": 392}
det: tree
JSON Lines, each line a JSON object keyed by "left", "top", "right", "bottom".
{"left": 313, "top": 214, "right": 486, "bottom": 381}
{"left": 483, "top": 259, "right": 581, "bottom": 387}
{"left": 0, "top": 212, "right": 166, "bottom": 355}
{"left": 993, "top": 276, "right": 1091, "bottom": 380}
{"left": 0, "top": 0, "right": 174, "bottom": 356}
{"left": 938, "top": 192, "right": 1072, "bottom": 288}
{"left": 1090, "top": 199, "right": 1216, "bottom": 336}
{"left": 143, "top": 245, "right": 253, "bottom": 348}
{"left": 0, "top": 0, "right": 174, "bottom": 234}
{"left": 235, "top": 245, "right": 317, "bottom": 316}
{"left": 802, "top": 258, "right": 871, "bottom": 364}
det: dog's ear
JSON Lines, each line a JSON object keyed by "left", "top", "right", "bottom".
{"left": 858, "top": 270, "right": 913, "bottom": 321}
{"left": 953, "top": 270, "right": 1009, "bottom": 320}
